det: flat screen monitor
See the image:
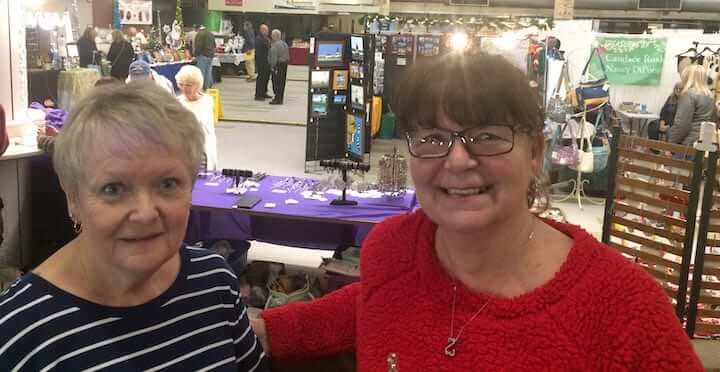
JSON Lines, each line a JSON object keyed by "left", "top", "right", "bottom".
{"left": 316, "top": 41, "right": 345, "bottom": 66}
{"left": 66, "top": 43, "right": 79, "bottom": 58}
{"left": 311, "top": 94, "right": 328, "bottom": 116}
{"left": 311, "top": 70, "right": 331, "bottom": 88}
{"left": 351, "top": 35, "right": 364, "bottom": 61}
{"left": 351, "top": 84, "right": 364, "bottom": 111}
{"left": 346, "top": 114, "right": 365, "bottom": 160}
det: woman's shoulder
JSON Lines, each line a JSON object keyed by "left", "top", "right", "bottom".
{"left": 182, "top": 245, "right": 239, "bottom": 282}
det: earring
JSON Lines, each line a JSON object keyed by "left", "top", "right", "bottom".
{"left": 69, "top": 214, "right": 82, "bottom": 234}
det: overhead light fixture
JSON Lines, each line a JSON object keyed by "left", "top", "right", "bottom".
{"left": 450, "top": 32, "right": 469, "bottom": 51}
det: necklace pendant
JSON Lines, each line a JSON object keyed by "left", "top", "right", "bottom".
{"left": 444, "top": 337, "right": 457, "bottom": 358}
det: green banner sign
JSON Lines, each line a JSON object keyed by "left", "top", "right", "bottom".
{"left": 589, "top": 36, "right": 667, "bottom": 86}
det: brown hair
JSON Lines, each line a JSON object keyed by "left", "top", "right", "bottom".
{"left": 81, "top": 27, "right": 96, "bottom": 41}
{"left": 111, "top": 30, "right": 125, "bottom": 44}
{"left": 393, "top": 52, "right": 547, "bottom": 210}
{"left": 392, "top": 52, "right": 543, "bottom": 137}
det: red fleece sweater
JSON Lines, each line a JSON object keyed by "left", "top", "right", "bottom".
{"left": 263, "top": 210, "right": 703, "bottom": 371}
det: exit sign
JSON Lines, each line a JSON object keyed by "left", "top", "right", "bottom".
{"left": 225, "top": 0, "right": 243, "bottom": 5}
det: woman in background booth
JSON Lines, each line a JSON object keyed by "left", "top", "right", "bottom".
{"left": 669, "top": 65, "right": 718, "bottom": 146}
{"left": 648, "top": 82, "right": 682, "bottom": 141}
{"left": 251, "top": 52, "right": 702, "bottom": 371}
{"left": 176, "top": 65, "right": 218, "bottom": 171}
{"left": 107, "top": 30, "right": 135, "bottom": 80}
{"left": 77, "top": 27, "right": 99, "bottom": 68}
{"left": 0, "top": 82, "right": 267, "bottom": 371}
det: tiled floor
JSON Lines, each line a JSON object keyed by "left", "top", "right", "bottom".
{"left": 215, "top": 66, "right": 309, "bottom": 125}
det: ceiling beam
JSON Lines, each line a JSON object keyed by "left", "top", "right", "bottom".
{"left": 389, "top": 2, "right": 719, "bottom": 21}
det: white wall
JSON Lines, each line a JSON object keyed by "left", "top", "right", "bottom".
{"left": 0, "top": 0, "right": 28, "bottom": 121}
{"left": 0, "top": 0, "right": 11, "bottom": 118}
{"left": 549, "top": 21, "right": 720, "bottom": 114}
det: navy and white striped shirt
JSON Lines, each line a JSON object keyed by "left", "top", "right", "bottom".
{"left": 0, "top": 246, "right": 268, "bottom": 371}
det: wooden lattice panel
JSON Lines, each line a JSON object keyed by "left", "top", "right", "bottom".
{"left": 697, "top": 179, "right": 720, "bottom": 336}
{"left": 607, "top": 137, "right": 696, "bottom": 304}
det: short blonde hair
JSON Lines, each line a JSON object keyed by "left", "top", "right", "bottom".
{"left": 53, "top": 81, "right": 205, "bottom": 197}
{"left": 175, "top": 65, "right": 203, "bottom": 91}
{"left": 681, "top": 64, "right": 713, "bottom": 97}
{"left": 111, "top": 30, "right": 125, "bottom": 43}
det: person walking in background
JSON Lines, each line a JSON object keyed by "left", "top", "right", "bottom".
{"left": 77, "top": 27, "right": 98, "bottom": 68}
{"left": 268, "top": 29, "right": 289, "bottom": 105}
{"left": 185, "top": 24, "right": 199, "bottom": 57}
{"left": 255, "top": 24, "right": 272, "bottom": 101}
{"left": 106, "top": 30, "right": 135, "bottom": 80}
{"left": 193, "top": 25, "right": 216, "bottom": 91}
{"left": 242, "top": 21, "right": 257, "bottom": 81}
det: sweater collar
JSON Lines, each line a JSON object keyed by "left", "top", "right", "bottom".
{"left": 413, "top": 209, "right": 600, "bottom": 319}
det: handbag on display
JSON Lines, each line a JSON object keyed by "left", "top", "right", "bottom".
{"left": 547, "top": 62, "right": 571, "bottom": 123}
{"left": 550, "top": 124, "right": 579, "bottom": 166}
{"left": 570, "top": 134, "right": 594, "bottom": 173}
{"left": 568, "top": 48, "right": 610, "bottom": 109}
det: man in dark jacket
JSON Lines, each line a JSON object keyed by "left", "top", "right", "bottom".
{"left": 255, "top": 24, "right": 272, "bottom": 100}
{"left": 194, "top": 25, "right": 216, "bottom": 90}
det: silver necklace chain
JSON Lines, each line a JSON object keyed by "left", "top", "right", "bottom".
{"left": 443, "top": 218, "right": 537, "bottom": 358}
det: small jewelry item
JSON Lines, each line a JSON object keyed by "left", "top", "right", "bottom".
{"left": 443, "top": 218, "right": 536, "bottom": 358}
{"left": 445, "top": 284, "right": 489, "bottom": 358}
{"left": 386, "top": 353, "right": 398, "bottom": 372}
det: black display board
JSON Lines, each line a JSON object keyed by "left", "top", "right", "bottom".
{"left": 305, "top": 33, "right": 374, "bottom": 164}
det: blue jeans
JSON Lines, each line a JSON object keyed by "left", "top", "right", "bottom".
{"left": 196, "top": 55, "right": 214, "bottom": 90}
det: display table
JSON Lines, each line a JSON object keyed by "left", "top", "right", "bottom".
{"left": 27, "top": 69, "right": 60, "bottom": 105}
{"left": 187, "top": 175, "right": 417, "bottom": 250}
{"left": 57, "top": 68, "right": 100, "bottom": 111}
{"left": 151, "top": 61, "right": 190, "bottom": 91}
{"left": 617, "top": 110, "right": 660, "bottom": 137}
{"left": 214, "top": 53, "right": 244, "bottom": 66}
{"left": 289, "top": 47, "right": 309, "bottom": 65}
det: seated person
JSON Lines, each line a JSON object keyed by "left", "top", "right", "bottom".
{"left": 0, "top": 82, "right": 267, "bottom": 371}
{"left": 647, "top": 82, "right": 682, "bottom": 141}
{"left": 126, "top": 60, "right": 174, "bottom": 94}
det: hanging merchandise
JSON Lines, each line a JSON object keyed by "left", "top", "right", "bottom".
{"left": 570, "top": 134, "right": 594, "bottom": 174}
{"left": 568, "top": 48, "right": 610, "bottom": 110}
{"left": 546, "top": 62, "right": 571, "bottom": 123}
{"left": 590, "top": 36, "right": 666, "bottom": 86}
{"left": 550, "top": 124, "right": 578, "bottom": 166}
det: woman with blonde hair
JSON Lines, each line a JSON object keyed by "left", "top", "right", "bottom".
{"left": 669, "top": 64, "right": 718, "bottom": 145}
{"left": 106, "top": 30, "right": 135, "bottom": 80}
{"left": 0, "top": 82, "right": 267, "bottom": 371}
{"left": 176, "top": 65, "right": 218, "bottom": 171}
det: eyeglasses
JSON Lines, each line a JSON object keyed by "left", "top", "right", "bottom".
{"left": 406, "top": 125, "right": 515, "bottom": 159}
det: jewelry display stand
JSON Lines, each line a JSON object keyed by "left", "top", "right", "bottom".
{"left": 320, "top": 160, "right": 370, "bottom": 206}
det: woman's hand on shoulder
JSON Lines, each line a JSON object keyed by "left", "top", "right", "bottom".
{"left": 250, "top": 317, "right": 270, "bottom": 355}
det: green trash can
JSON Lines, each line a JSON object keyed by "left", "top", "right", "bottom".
{"left": 380, "top": 112, "right": 396, "bottom": 139}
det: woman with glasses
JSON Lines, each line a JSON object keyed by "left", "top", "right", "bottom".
{"left": 251, "top": 52, "right": 702, "bottom": 371}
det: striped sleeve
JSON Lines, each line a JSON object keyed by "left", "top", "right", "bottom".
{"left": 231, "top": 278, "right": 268, "bottom": 372}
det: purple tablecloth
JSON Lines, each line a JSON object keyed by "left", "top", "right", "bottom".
{"left": 187, "top": 175, "right": 417, "bottom": 250}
